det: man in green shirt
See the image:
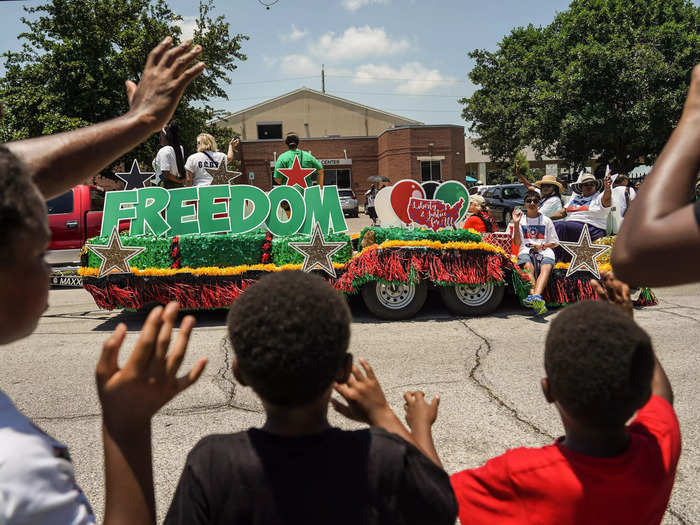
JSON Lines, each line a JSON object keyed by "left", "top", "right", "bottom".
{"left": 274, "top": 132, "right": 324, "bottom": 190}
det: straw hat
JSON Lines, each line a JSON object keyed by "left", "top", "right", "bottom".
{"left": 534, "top": 175, "right": 564, "bottom": 192}
{"left": 570, "top": 173, "right": 602, "bottom": 194}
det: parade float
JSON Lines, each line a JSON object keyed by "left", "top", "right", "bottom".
{"left": 79, "top": 161, "right": 655, "bottom": 320}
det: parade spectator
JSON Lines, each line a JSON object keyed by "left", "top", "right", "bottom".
{"left": 462, "top": 194, "right": 497, "bottom": 232}
{"left": 518, "top": 173, "right": 565, "bottom": 218}
{"left": 273, "top": 132, "right": 324, "bottom": 189}
{"left": 550, "top": 172, "right": 612, "bottom": 241}
{"left": 366, "top": 184, "right": 378, "bottom": 226}
{"left": 152, "top": 120, "right": 186, "bottom": 189}
{"left": 405, "top": 295, "right": 679, "bottom": 525}
{"left": 184, "top": 133, "right": 227, "bottom": 186}
{"left": 613, "top": 65, "right": 700, "bottom": 286}
{"left": 1, "top": 37, "right": 207, "bottom": 524}
{"left": 165, "top": 271, "right": 457, "bottom": 525}
{"left": 608, "top": 174, "right": 637, "bottom": 234}
{"left": 512, "top": 191, "right": 559, "bottom": 315}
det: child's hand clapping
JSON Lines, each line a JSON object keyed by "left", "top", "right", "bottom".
{"left": 332, "top": 359, "right": 392, "bottom": 425}
{"left": 403, "top": 391, "right": 440, "bottom": 430}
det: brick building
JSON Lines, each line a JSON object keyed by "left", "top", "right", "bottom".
{"left": 238, "top": 124, "right": 465, "bottom": 203}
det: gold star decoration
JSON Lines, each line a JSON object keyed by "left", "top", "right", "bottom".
{"left": 205, "top": 159, "right": 242, "bottom": 186}
{"left": 87, "top": 228, "right": 146, "bottom": 278}
{"left": 558, "top": 226, "right": 610, "bottom": 280}
{"left": 289, "top": 222, "right": 346, "bottom": 278}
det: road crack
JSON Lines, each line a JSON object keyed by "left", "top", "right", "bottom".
{"left": 459, "top": 319, "right": 554, "bottom": 441}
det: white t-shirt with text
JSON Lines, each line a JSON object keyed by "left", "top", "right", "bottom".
{"left": 515, "top": 213, "right": 559, "bottom": 261}
{"left": 563, "top": 191, "right": 610, "bottom": 230}
{"left": 185, "top": 151, "right": 227, "bottom": 186}
{"left": 0, "top": 390, "right": 95, "bottom": 524}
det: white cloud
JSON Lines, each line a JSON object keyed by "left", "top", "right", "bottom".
{"left": 309, "top": 26, "right": 409, "bottom": 63}
{"left": 280, "top": 24, "right": 308, "bottom": 42}
{"left": 280, "top": 55, "right": 319, "bottom": 77}
{"left": 352, "top": 62, "right": 457, "bottom": 95}
{"left": 178, "top": 16, "right": 197, "bottom": 41}
{"left": 342, "top": 0, "right": 389, "bottom": 11}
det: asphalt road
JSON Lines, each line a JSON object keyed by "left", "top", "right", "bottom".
{"left": 3, "top": 279, "right": 698, "bottom": 523}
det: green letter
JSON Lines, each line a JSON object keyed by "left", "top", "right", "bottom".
{"left": 229, "top": 185, "right": 270, "bottom": 234}
{"left": 266, "top": 186, "right": 306, "bottom": 236}
{"left": 198, "top": 185, "right": 231, "bottom": 234}
{"left": 101, "top": 190, "right": 138, "bottom": 236}
{"left": 166, "top": 187, "right": 199, "bottom": 236}
{"left": 131, "top": 187, "right": 170, "bottom": 236}
{"left": 301, "top": 185, "right": 348, "bottom": 235}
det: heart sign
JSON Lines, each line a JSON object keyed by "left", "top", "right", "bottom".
{"left": 434, "top": 180, "right": 470, "bottom": 224}
{"left": 390, "top": 179, "right": 425, "bottom": 225}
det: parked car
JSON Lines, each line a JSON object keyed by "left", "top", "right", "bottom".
{"left": 469, "top": 185, "right": 493, "bottom": 196}
{"left": 482, "top": 184, "right": 528, "bottom": 226}
{"left": 338, "top": 188, "right": 359, "bottom": 218}
{"left": 46, "top": 185, "right": 127, "bottom": 284}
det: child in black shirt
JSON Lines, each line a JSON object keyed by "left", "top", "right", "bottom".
{"left": 165, "top": 271, "right": 456, "bottom": 525}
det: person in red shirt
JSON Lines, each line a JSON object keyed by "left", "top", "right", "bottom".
{"left": 463, "top": 194, "right": 498, "bottom": 232}
{"left": 403, "top": 274, "right": 680, "bottom": 525}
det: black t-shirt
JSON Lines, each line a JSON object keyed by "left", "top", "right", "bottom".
{"left": 164, "top": 426, "right": 457, "bottom": 525}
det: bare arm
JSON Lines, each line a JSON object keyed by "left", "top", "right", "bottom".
{"left": 592, "top": 272, "right": 673, "bottom": 405}
{"left": 98, "top": 303, "right": 207, "bottom": 524}
{"left": 512, "top": 209, "right": 523, "bottom": 246}
{"left": 403, "top": 391, "right": 443, "bottom": 468}
{"left": 518, "top": 174, "right": 536, "bottom": 192}
{"left": 226, "top": 138, "right": 239, "bottom": 166}
{"left": 601, "top": 175, "right": 612, "bottom": 208}
{"left": 6, "top": 38, "right": 205, "bottom": 199}
{"left": 613, "top": 65, "right": 700, "bottom": 286}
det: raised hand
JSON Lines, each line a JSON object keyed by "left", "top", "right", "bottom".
{"left": 332, "top": 359, "right": 391, "bottom": 425}
{"left": 96, "top": 302, "right": 207, "bottom": 437}
{"left": 125, "top": 37, "right": 205, "bottom": 135}
{"left": 591, "top": 271, "right": 633, "bottom": 318}
{"left": 513, "top": 207, "right": 523, "bottom": 223}
{"left": 604, "top": 173, "right": 613, "bottom": 189}
{"left": 403, "top": 391, "right": 440, "bottom": 430}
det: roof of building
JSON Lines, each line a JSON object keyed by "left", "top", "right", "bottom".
{"left": 213, "top": 87, "right": 423, "bottom": 126}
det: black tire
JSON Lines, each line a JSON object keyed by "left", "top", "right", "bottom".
{"left": 352, "top": 208, "right": 359, "bottom": 218}
{"left": 439, "top": 283, "right": 505, "bottom": 316}
{"left": 361, "top": 281, "right": 428, "bottom": 320}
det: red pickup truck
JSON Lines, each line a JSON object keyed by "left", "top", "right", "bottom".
{"left": 46, "top": 185, "right": 127, "bottom": 285}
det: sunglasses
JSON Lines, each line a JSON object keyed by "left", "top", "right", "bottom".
{"left": 525, "top": 198, "right": 539, "bottom": 204}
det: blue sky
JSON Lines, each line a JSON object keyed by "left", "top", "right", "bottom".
{"left": 0, "top": 0, "right": 581, "bottom": 128}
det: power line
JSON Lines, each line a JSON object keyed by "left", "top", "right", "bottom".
{"left": 332, "top": 90, "right": 462, "bottom": 98}
{"left": 227, "top": 75, "right": 317, "bottom": 85}
{"left": 328, "top": 74, "right": 460, "bottom": 83}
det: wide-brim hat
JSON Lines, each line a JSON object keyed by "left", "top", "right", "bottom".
{"left": 534, "top": 175, "right": 564, "bottom": 192}
{"left": 570, "top": 173, "right": 602, "bottom": 194}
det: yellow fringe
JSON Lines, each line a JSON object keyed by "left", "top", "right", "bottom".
{"left": 79, "top": 262, "right": 345, "bottom": 278}
{"left": 357, "top": 239, "right": 508, "bottom": 258}
{"left": 554, "top": 262, "right": 613, "bottom": 273}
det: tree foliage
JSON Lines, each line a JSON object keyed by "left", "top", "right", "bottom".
{"left": 461, "top": 0, "right": 699, "bottom": 173}
{"left": 0, "top": 0, "right": 247, "bottom": 175}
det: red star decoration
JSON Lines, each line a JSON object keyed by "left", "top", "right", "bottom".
{"left": 277, "top": 155, "right": 317, "bottom": 189}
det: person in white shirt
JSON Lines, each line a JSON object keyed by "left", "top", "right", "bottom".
{"left": 152, "top": 120, "right": 186, "bottom": 189}
{"left": 517, "top": 173, "right": 564, "bottom": 219}
{"left": 607, "top": 174, "right": 637, "bottom": 234}
{"left": 184, "top": 133, "right": 235, "bottom": 186}
{"left": 550, "top": 172, "right": 612, "bottom": 242}
{"left": 366, "top": 184, "right": 378, "bottom": 226}
{"left": 513, "top": 190, "right": 560, "bottom": 315}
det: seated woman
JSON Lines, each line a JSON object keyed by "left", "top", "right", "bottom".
{"left": 462, "top": 194, "right": 498, "bottom": 232}
{"left": 550, "top": 172, "right": 612, "bottom": 242}
{"left": 513, "top": 191, "right": 559, "bottom": 315}
{"left": 518, "top": 173, "right": 564, "bottom": 218}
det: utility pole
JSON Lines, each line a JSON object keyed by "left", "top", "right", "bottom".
{"left": 321, "top": 64, "right": 325, "bottom": 94}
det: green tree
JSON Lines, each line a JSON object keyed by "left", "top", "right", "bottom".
{"left": 461, "top": 0, "right": 699, "bottom": 173}
{"left": 0, "top": 0, "right": 247, "bottom": 175}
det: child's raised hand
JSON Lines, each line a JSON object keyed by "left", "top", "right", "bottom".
{"left": 591, "top": 271, "right": 633, "bottom": 318}
{"left": 96, "top": 302, "right": 207, "bottom": 438}
{"left": 512, "top": 208, "right": 523, "bottom": 223}
{"left": 403, "top": 391, "right": 440, "bottom": 430}
{"left": 332, "top": 359, "right": 392, "bottom": 425}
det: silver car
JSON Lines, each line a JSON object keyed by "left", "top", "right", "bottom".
{"left": 338, "top": 189, "right": 359, "bottom": 218}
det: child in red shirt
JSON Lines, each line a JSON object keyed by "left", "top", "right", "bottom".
{"left": 404, "top": 275, "right": 681, "bottom": 525}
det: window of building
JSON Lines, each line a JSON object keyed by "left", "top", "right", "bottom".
{"left": 257, "top": 122, "right": 282, "bottom": 140}
{"left": 324, "top": 169, "right": 352, "bottom": 188}
{"left": 421, "top": 161, "right": 441, "bottom": 182}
